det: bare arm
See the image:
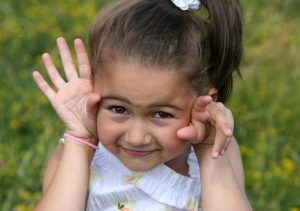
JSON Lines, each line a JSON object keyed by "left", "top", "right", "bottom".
{"left": 33, "top": 37, "right": 100, "bottom": 210}
{"left": 227, "top": 137, "right": 245, "bottom": 189}
{"left": 194, "top": 138, "right": 252, "bottom": 211}
{"left": 36, "top": 141, "right": 94, "bottom": 211}
{"left": 43, "top": 145, "right": 63, "bottom": 193}
{"left": 178, "top": 96, "right": 250, "bottom": 209}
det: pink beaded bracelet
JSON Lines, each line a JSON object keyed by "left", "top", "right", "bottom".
{"left": 63, "top": 132, "right": 98, "bottom": 150}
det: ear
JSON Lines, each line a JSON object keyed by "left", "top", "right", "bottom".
{"left": 207, "top": 88, "right": 218, "bottom": 101}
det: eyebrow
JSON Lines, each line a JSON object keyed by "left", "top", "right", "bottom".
{"left": 101, "top": 95, "right": 183, "bottom": 111}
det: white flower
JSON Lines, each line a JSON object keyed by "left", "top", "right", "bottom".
{"left": 171, "top": 0, "right": 201, "bottom": 11}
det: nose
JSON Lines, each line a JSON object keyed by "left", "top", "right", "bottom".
{"left": 124, "top": 121, "right": 152, "bottom": 147}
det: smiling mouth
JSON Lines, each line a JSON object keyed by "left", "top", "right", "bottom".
{"left": 121, "top": 147, "right": 157, "bottom": 157}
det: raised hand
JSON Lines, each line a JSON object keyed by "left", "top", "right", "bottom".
{"left": 33, "top": 37, "right": 100, "bottom": 141}
{"left": 177, "top": 96, "right": 234, "bottom": 158}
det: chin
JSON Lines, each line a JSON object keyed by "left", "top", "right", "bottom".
{"left": 123, "top": 161, "right": 159, "bottom": 172}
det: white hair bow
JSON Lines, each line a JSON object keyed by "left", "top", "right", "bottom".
{"left": 171, "top": 0, "right": 201, "bottom": 11}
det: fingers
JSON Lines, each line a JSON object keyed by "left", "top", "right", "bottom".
{"left": 177, "top": 122, "right": 206, "bottom": 142}
{"left": 191, "top": 96, "right": 213, "bottom": 122}
{"left": 42, "top": 37, "right": 90, "bottom": 85}
{"left": 210, "top": 126, "right": 232, "bottom": 158}
{"left": 207, "top": 103, "right": 234, "bottom": 158}
{"left": 35, "top": 37, "right": 91, "bottom": 97}
{"left": 42, "top": 53, "right": 65, "bottom": 89}
{"left": 222, "top": 108, "right": 234, "bottom": 151}
{"left": 207, "top": 102, "right": 234, "bottom": 136}
{"left": 74, "top": 39, "right": 92, "bottom": 80}
{"left": 32, "top": 71, "right": 55, "bottom": 100}
{"left": 57, "top": 37, "right": 78, "bottom": 80}
{"left": 190, "top": 99, "right": 234, "bottom": 158}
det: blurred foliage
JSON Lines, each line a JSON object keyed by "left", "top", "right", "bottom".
{"left": 0, "top": 0, "right": 299, "bottom": 210}
{"left": 230, "top": 0, "right": 300, "bottom": 210}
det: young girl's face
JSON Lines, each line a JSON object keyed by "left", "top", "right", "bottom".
{"left": 94, "top": 62, "right": 197, "bottom": 172}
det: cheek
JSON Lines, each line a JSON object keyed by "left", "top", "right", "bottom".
{"left": 154, "top": 121, "right": 189, "bottom": 149}
{"left": 97, "top": 111, "right": 120, "bottom": 143}
{"left": 158, "top": 110, "right": 192, "bottom": 148}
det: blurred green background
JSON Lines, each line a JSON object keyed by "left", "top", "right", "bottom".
{"left": 0, "top": 0, "right": 299, "bottom": 210}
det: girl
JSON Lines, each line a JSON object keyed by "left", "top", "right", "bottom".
{"left": 33, "top": 0, "right": 252, "bottom": 210}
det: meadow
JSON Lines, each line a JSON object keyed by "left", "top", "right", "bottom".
{"left": 0, "top": 0, "right": 299, "bottom": 210}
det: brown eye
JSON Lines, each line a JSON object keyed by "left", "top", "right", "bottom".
{"left": 154, "top": 111, "right": 173, "bottom": 119}
{"left": 109, "top": 106, "right": 128, "bottom": 115}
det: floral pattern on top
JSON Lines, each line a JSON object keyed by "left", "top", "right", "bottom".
{"left": 117, "top": 200, "right": 137, "bottom": 210}
{"left": 121, "top": 173, "right": 144, "bottom": 185}
{"left": 89, "top": 165, "right": 100, "bottom": 190}
{"left": 187, "top": 198, "right": 199, "bottom": 211}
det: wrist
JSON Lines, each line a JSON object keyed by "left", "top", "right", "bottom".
{"left": 63, "top": 138, "right": 96, "bottom": 162}
{"left": 63, "top": 133, "right": 98, "bottom": 148}
{"left": 64, "top": 127, "right": 97, "bottom": 140}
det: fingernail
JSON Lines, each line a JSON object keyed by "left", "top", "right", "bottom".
{"left": 226, "top": 129, "right": 233, "bottom": 135}
{"left": 221, "top": 149, "right": 225, "bottom": 155}
{"left": 177, "top": 130, "right": 184, "bottom": 137}
{"left": 213, "top": 151, "right": 219, "bottom": 158}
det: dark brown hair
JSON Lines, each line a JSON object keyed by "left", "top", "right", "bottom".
{"left": 89, "top": 0, "right": 243, "bottom": 103}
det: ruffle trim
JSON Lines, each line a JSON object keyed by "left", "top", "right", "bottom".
{"left": 92, "top": 144, "right": 201, "bottom": 209}
{"left": 188, "top": 147, "right": 201, "bottom": 179}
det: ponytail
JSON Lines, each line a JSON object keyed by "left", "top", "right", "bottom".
{"left": 202, "top": 0, "right": 243, "bottom": 102}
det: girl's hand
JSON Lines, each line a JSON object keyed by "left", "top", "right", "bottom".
{"left": 33, "top": 37, "right": 100, "bottom": 141}
{"left": 177, "top": 96, "right": 233, "bottom": 158}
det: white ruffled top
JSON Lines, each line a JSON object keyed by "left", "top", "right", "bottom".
{"left": 86, "top": 144, "right": 201, "bottom": 211}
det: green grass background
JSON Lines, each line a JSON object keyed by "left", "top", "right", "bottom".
{"left": 0, "top": 0, "right": 299, "bottom": 210}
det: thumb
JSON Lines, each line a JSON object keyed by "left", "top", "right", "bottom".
{"left": 86, "top": 93, "right": 101, "bottom": 120}
{"left": 177, "top": 122, "right": 206, "bottom": 143}
{"left": 83, "top": 93, "right": 101, "bottom": 139}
